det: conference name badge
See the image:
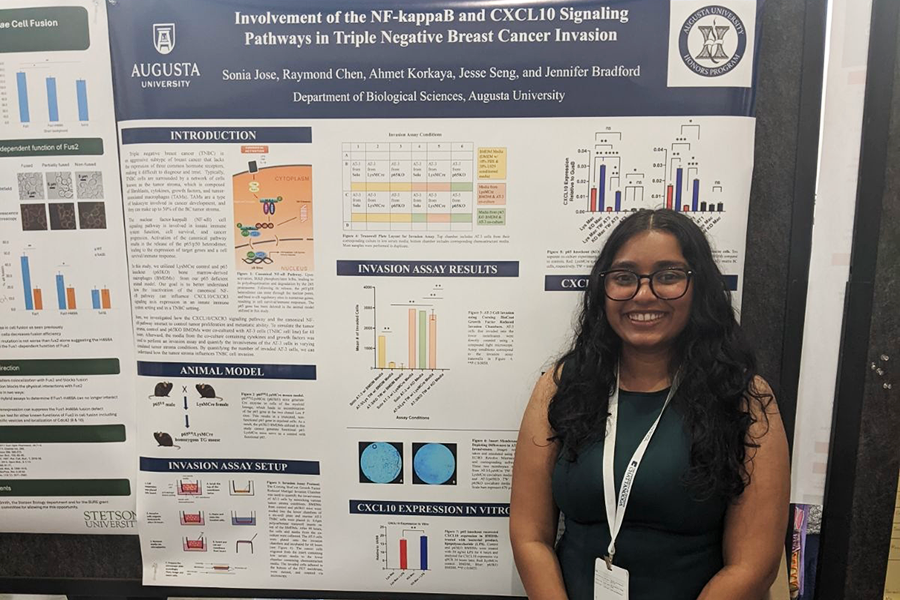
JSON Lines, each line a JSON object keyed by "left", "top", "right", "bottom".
{"left": 594, "top": 557, "right": 629, "bottom": 600}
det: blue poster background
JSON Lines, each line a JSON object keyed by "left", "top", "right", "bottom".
{"left": 107, "top": 0, "right": 762, "bottom": 120}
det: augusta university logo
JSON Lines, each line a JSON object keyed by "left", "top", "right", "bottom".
{"left": 679, "top": 6, "right": 747, "bottom": 77}
{"left": 153, "top": 23, "right": 175, "bottom": 55}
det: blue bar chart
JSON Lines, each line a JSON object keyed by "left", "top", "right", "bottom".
{"left": 10, "top": 68, "right": 91, "bottom": 126}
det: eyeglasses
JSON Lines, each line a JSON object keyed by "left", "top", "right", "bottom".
{"left": 600, "top": 268, "right": 693, "bottom": 301}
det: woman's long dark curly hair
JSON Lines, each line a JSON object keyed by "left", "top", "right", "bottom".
{"left": 548, "top": 208, "right": 771, "bottom": 502}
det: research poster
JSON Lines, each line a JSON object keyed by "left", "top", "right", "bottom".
{"left": 104, "top": 0, "right": 764, "bottom": 593}
{"left": 0, "top": 0, "right": 137, "bottom": 533}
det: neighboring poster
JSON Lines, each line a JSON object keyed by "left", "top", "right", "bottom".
{"left": 790, "top": 0, "right": 871, "bottom": 506}
{"left": 0, "top": 0, "right": 137, "bottom": 533}
{"left": 105, "top": 0, "right": 764, "bottom": 593}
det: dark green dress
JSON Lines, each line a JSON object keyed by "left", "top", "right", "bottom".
{"left": 552, "top": 389, "right": 727, "bottom": 600}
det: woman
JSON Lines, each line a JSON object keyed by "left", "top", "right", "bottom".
{"left": 510, "top": 209, "right": 789, "bottom": 599}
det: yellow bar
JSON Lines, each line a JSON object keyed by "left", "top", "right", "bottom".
{"left": 429, "top": 314, "right": 437, "bottom": 369}
{"left": 352, "top": 213, "right": 388, "bottom": 222}
{"left": 377, "top": 336, "right": 386, "bottom": 368}
{"left": 390, "top": 182, "right": 413, "bottom": 192}
{"left": 350, "top": 182, "right": 392, "bottom": 192}
{"left": 388, "top": 361, "right": 396, "bottom": 369}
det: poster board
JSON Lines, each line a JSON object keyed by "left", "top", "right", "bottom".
{"left": 0, "top": 0, "right": 830, "bottom": 596}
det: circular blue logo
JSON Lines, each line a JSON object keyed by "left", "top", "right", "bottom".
{"left": 679, "top": 6, "right": 747, "bottom": 77}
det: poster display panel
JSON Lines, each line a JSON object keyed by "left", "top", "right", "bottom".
{"left": 106, "top": 0, "right": 764, "bottom": 592}
{"left": 0, "top": 0, "right": 137, "bottom": 534}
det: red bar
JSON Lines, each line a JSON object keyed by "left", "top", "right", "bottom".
{"left": 606, "top": 207, "right": 612, "bottom": 212}
{"left": 400, "top": 539, "right": 408, "bottom": 569}
{"left": 682, "top": 204, "right": 690, "bottom": 212}
{"left": 101, "top": 288, "right": 111, "bottom": 309}
{"left": 666, "top": 185, "right": 673, "bottom": 209}
{"left": 590, "top": 188, "right": 597, "bottom": 212}
{"left": 66, "top": 287, "right": 76, "bottom": 310}
{"left": 33, "top": 289, "right": 43, "bottom": 310}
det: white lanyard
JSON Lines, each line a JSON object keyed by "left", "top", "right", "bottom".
{"left": 602, "top": 367, "right": 680, "bottom": 566}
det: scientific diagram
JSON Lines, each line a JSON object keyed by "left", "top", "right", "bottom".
{"left": 376, "top": 523, "right": 431, "bottom": 585}
{"left": 564, "top": 118, "right": 751, "bottom": 242}
{"left": 6, "top": 246, "right": 114, "bottom": 314}
{"left": 177, "top": 480, "right": 202, "bottom": 496}
{"left": 350, "top": 285, "right": 448, "bottom": 411}
{"left": 17, "top": 171, "right": 106, "bottom": 231}
{"left": 229, "top": 480, "right": 255, "bottom": 496}
{"left": 232, "top": 162, "right": 313, "bottom": 271}
{"left": 146, "top": 380, "right": 228, "bottom": 438}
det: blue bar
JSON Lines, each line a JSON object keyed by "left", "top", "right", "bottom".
{"left": 56, "top": 274, "right": 66, "bottom": 310}
{"left": 91, "top": 289, "right": 101, "bottom": 309}
{"left": 420, "top": 535, "right": 428, "bottom": 570}
{"left": 692, "top": 179, "right": 700, "bottom": 212}
{"left": 76, "top": 80, "right": 89, "bottom": 121}
{"left": 615, "top": 190, "right": 622, "bottom": 212}
{"left": 46, "top": 77, "right": 59, "bottom": 122}
{"left": 675, "top": 168, "right": 683, "bottom": 211}
{"left": 21, "top": 256, "right": 33, "bottom": 311}
{"left": 598, "top": 165, "right": 606, "bottom": 212}
{"left": 16, "top": 73, "right": 30, "bottom": 123}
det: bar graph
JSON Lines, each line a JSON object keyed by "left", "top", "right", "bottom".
{"left": 55, "top": 274, "right": 76, "bottom": 310}
{"left": 364, "top": 285, "right": 446, "bottom": 371}
{"left": 577, "top": 120, "right": 733, "bottom": 217}
{"left": 380, "top": 525, "right": 429, "bottom": 571}
{"left": 11, "top": 67, "right": 91, "bottom": 126}
{"left": 377, "top": 308, "right": 438, "bottom": 369}
{"left": 16, "top": 253, "right": 111, "bottom": 313}
{"left": 91, "top": 288, "right": 111, "bottom": 310}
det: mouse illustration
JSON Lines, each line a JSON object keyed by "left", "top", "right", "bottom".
{"left": 153, "top": 382, "right": 173, "bottom": 397}
{"left": 196, "top": 383, "right": 217, "bottom": 398}
{"left": 153, "top": 432, "right": 180, "bottom": 449}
